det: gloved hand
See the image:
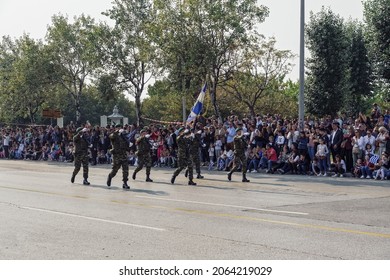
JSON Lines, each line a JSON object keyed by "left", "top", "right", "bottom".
{"left": 145, "top": 134, "right": 150, "bottom": 138}
{"left": 89, "top": 144, "right": 93, "bottom": 148}
{"left": 129, "top": 142, "right": 134, "bottom": 147}
{"left": 82, "top": 128, "right": 88, "bottom": 133}
{"left": 119, "top": 129, "right": 124, "bottom": 134}
{"left": 244, "top": 132, "right": 250, "bottom": 136}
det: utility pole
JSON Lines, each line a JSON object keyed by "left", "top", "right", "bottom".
{"left": 299, "top": 0, "right": 305, "bottom": 131}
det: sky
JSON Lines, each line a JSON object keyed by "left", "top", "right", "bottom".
{"left": 0, "top": 0, "right": 364, "bottom": 80}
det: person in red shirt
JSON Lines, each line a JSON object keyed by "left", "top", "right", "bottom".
{"left": 259, "top": 143, "right": 278, "bottom": 174}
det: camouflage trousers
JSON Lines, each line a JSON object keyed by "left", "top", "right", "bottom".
{"left": 134, "top": 153, "right": 152, "bottom": 176}
{"left": 191, "top": 153, "right": 201, "bottom": 174}
{"left": 229, "top": 153, "right": 247, "bottom": 175}
{"left": 109, "top": 153, "right": 129, "bottom": 182}
{"left": 72, "top": 153, "right": 89, "bottom": 179}
{"left": 173, "top": 155, "right": 193, "bottom": 180}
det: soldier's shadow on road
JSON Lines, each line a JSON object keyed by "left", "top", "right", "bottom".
{"left": 130, "top": 188, "right": 168, "bottom": 196}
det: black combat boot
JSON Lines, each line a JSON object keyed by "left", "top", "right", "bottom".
{"left": 171, "top": 175, "right": 176, "bottom": 184}
{"left": 242, "top": 174, "right": 250, "bottom": 182}
{"left": 71, "top": 174, "right": 75, "bottom": 183}
{"left": 132, "top": 171, "right": 136, "bottom": 180}
{"left": 228, "top": 172, "right": 232, "bottom": 181}
{"left": 122, "top": 181, "right": 130, "bottom": 189}
{"left": 188, "top": 180, "right": 197, "bottom": 186}
{"left": 196, "top": 173, "right": 204, "bottom": 179}
{"left": 83, "top": 179, "right": 90, "bottom": 185}
{"left": 107, "top": 174, "right": 112, "bottom": 187}
{"left": 146, "top": 175, "right": 153, "bottom": 182}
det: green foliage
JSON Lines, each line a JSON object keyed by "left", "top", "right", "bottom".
{"left": 0, "top": 35, "right": 55, "bottom": 124}
{"left": 222, "top": 38, "right": 294, "bottom": 117}
{"left": 364, "top": 0, "right": 390, "bottom": 101}
{"left": 46, "top": 14, "right": 101, "bottom": 124}
{"left": 305, "top": 8, "right": 350, "bottom": 117}
{"left": 344, "top": 21, "right": 373, "bottom": 117}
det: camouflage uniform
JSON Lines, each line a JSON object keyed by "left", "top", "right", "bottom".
{"left": 171, "top": 129, "right": 196, "bottom": 185}
{"left": 107, "top": 129, "right": 130, "bottom": 189}
{"left": 228, "top": 128, "right": 250, "bottom": 182}
{"left": 133, "top": 133, "right": 153, "bottom": 181}
{"left": 71, "top": 128, "right": 90, "bottom": 185}
{"left": 186, "top": 132, "right": 203, "bottom": 179}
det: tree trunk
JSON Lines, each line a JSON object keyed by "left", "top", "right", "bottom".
{"left": 75, "top": 94, "right": 81, "bottom": 126}
{"left": 135, "top": 93, "right": 142, "bottom": 127}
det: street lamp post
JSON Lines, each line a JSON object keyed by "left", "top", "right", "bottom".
{"left": 299, "top": 0, "right": 305, "bottom": 131}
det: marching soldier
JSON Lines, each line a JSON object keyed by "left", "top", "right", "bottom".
{"left": 185, "top": 130, "right": 204, "bottom": 179}
{"left": 107, "top": 124, "right": 131, "bottom": 189}
{"left": 71, "top": 127, "right": 91, "bottom": 185}
{"left": 171, "top": 128, "right": 196, "bottom": 185}
{"left": 228, "top": 127, "right": 250, "bottom": 182}
{"left": 132, "top": 128, "right": 153, "bottom": 182}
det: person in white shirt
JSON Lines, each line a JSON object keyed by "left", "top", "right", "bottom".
{"left": 315, "top": 138, "right": 329, "bottom": 176}
{"left": 363, "top": 129, "right": 376, "bottom": 154}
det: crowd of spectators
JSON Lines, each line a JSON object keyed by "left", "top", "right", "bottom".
{"left": 1, "top": 104, "right": 389, "bottom": 180}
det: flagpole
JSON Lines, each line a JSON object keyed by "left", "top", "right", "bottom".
{"left": 298, "top": 0, "right": 305, "bottom": 131}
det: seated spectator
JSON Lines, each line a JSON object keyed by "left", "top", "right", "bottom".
{"left": 374, "top": 152, "right": 389, "bottom": 180}
{"left": 248, "top": 146, "right": 262, "bottom": 173}
{"left": 259, "top": 143, "right": 278, "bottom": 173}
{"left": 353, "top": 158, "right": 363, "bottom": 178}
{"left": 297, "top": 153, "right": 309, "bottom": 175}
{"left": 311, "top": 157, "right": 321, "bottom": 176}
{"left": 332, "top": 154, "right": 346, "bottom": 177}
{"left": 360, "top": 153, "right": 380, "bottom": 179}
{"left": 97, "top": 150, "right": 107, "bottom": 164}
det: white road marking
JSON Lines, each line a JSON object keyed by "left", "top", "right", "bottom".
{"left": 135, "top": 195, "right": 309, "bottom": 216}
{"left": 20, "top": 206, "right": 165, "bottom": 232}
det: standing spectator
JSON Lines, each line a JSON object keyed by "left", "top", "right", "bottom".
{"left": 329, "top": 121, "right": 343, "bottom": 162}
{"left": 2, "top": 132, "right": 10, "bottom": 159}
{"left": 376, "top": 127, "right": 388, "bottom": 156}
{"left": 351, "top": 130, "right": 364, "bottom": 166}
{"left": 315, "top": 138, "right": 329, "bottom": 176}
{"left": 225, "top": 122, "right": 236, "bottom": 151}
{"left": 363, "top": 129, "right": 376, "bottom": 154}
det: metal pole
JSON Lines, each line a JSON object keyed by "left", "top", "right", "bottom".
{"left": 299, "top": 0, "right": 305, "bottom": 131}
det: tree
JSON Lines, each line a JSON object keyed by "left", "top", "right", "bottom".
{"left": 364, "top": 0, "right": 390, "bottom": 101}
{"left": 305, "top": 8, "right": 350, "bottom": 117}
{"left": 345, "top": 21, "right": 373, "bottom": 117}
{"left": 46, "top": 14, "right": 101, "bottom": 125}
{"left": 100, "top": 0, "right": 156, "bottom": 126}
{"left": 0, "top": 35, "right": 54, "bottom": 124}
{"left": 222, "top": 38, "right": 294, "bottom": 117}
{"left": 151, "top": 0, "right": 269, "bottom": 121}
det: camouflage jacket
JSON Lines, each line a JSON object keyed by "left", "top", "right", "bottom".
{"left": 109, "top": 132, "right": 130, "bottom": 154}
{"left": 136, "top": 136, "right": 151, "bottom": 155}
{"left": 73, "top": 132, "right": 89, "bottom": 155}
{"left": 233, "top": 135, "right": 247, "bottom": 155}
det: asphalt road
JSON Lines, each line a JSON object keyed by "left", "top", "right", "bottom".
{"left": 0, "top": 160, "right": 389, "bottom": 260}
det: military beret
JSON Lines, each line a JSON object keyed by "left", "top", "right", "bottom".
{"left": 76, "top": 127, "right": 83, "bottom": 133}
{"left": 235, "top": 127, "right": 242, "bottom": 133}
